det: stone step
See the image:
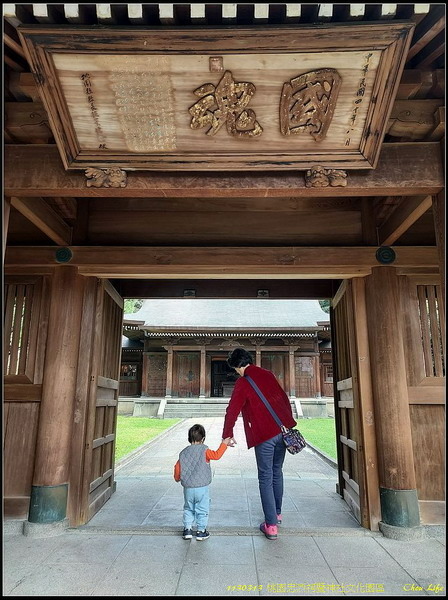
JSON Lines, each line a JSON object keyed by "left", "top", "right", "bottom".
{"left": 163, "top": 402, "right": 299, "bottom": 419}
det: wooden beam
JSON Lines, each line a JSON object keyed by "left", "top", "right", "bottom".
{"left": 426, "top": 107, "right": 445, "bottom": 142}
{"left": 413, "top": 33, "right": 445, "bottom": 69}
{"left": 387, "top": 100, "right": 444, "bottom": 140}
{"left": 4, "top": 54, "right": 25, "bottom": 73}
{"left": 8, "top": 72, "right": 42, "bottom": 102}
{"left": 396, "top": 70, "right": 423, "bottom": 99}
{"left": 96, "top": 4, "right": 115, "bottom": 25}
{"left": 4, "top": 246, "right": 438, "bottom": 279}
{"left": 361, "top": 198, "right": 378, "bottom": 245}
{"left": 113, "top": 279, "right": 338, "bottom": 300}
{"left": 63, "top": 4, "right": 81, "bottom": 23}
{"left": 190, "top": 4, "right": 206, "bottom": 23}
{"left": 379, "top": 195, "right": 433, "bottom": 246}
{"left": 4, "top": 144, "right": 444, "bottom": 199}
{"left": 10, "top": 197, "right": 72, "bottom": 246}
{"left": 406, "top": 7, "right": 445, "bottom": 62}
{"left": 3, "top": 33, "right": 27, "bottom": 59}
{"left": 158, "top": 4, "right": 174, "bottom": 24}
{"left": 5, "top": 102, "right": 53, "bottom": 144}
{"left": 127, "top": 4, "right": 144, "bottom": 24}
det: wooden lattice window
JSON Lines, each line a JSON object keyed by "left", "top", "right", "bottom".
{"left": 324, "top": 364, "right": 334, "bottom": 383}
{"left": 4, "top": 281, "right": 40, "bottom": 381}
{"left": 417, "top": 285, "right": 445, "bottom": 378}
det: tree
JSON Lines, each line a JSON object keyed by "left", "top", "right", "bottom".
{"left": 319, "top": 299, "right": 330, "bottom": 314}
{"left": 124, "top": 299, "right": 143, "bottom": 314}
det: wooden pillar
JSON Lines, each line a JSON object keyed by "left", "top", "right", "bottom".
{"left": 365, "top": 266, "right": 419, "bottom": 530}
{"left": 433, "top": 191, "right": 445, "bottom": 305}
{"left": 29, "top": 266, "right": 85, "bottom": 525}
{"left": 165, "top": 346, "right": 174, "bottom": 398}
{"left": 4, "top": 197, "right": 11, "bottom": 262}
{"left": 256, "top": 348, "right": 262, "bottom": 367}
{"left": 314, "top": 355, "right": 322, "bottom": 398}
{"left": 141, "top": 352, "right": 150, "bottom": 396}
{"left": 199, "top": 346, "right": 206, "bottom": 398}
{"left": 288, "top": 347, "right": 296, "bottom": 399}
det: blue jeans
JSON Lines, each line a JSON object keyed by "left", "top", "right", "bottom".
{"left": 182, "top": 485, "right": 210, "bottom": 531}
{"left": 254, "top": 433, "right": 286, "bottom": 526}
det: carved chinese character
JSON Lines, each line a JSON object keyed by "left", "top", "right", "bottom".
{"left": 189, "top": 70, "right": 263, "bottom": 138}
{"left": 280, "top": 69, "right": 342, "bottom": 141}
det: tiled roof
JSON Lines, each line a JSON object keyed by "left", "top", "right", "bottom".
{"left": 122, "top": 336, "right": 144, "bottom": 349}
{"left": 125, "top": 299, "right": 329, "bottom": 329}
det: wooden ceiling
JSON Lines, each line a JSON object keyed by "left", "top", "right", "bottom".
{"left": 3, "top": 3, "right": 445, "bottom": 252}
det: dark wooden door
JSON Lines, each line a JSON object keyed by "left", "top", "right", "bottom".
{"left": 176, "top": 352, "right": 200, "bottom": 397}
{"left": 295, "top": 356, "right": 314, "bottom": 397}
{"left": 146, "top": 354, "right": 168, "bottom": 397}
{"left": 262, "top": 353, "right": 287, "bottom": 391}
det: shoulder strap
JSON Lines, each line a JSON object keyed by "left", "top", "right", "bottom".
{"left": 245, "top": 375, "right": 284, "bottom": 429}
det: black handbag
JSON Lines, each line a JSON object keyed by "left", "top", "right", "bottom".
{"left": 245, "top": 375, "right": 306, "bottom": 454}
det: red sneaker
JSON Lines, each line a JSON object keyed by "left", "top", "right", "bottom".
{"left": 277, "top": 514, "right": 282, "bottom": 525}
{"left": 259, "top": 522, "right": 278, "bottom": 540}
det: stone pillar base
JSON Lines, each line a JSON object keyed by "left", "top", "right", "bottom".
{"left": 23, "top": 518, "right": 70, "bottom": 538}
{"left": 379, "top": 521, "right": 425, "bottom": 541}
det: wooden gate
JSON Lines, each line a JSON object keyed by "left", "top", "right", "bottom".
{"left": 70, "top": 279, "right": 123, "bottom": 524}
{"left": 3, "top": 275, "right": 50, "bottom": 518}
{"left": 399, "top": 275, "right": 445, "bottom": 524}
{"left": 331, "top": 279, "right": 380, "bottom": 530}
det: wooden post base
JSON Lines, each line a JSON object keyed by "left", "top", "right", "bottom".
{"left": 28, "top": 483, "right": 68, "bottom": 524}
{"left": 380, "top": 487, "right": 420, "bottom": 528}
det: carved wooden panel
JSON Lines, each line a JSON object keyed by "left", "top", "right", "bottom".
{"left": 18, "top": 24, "right": 414, "bottom": 170}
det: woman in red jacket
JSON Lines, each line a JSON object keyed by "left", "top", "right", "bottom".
{"left": 222, "top": 348, "right": 297, "bottom": 540}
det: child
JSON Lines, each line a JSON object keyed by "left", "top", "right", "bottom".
{"left": 174, "top": 423, "right": 232, "bottom": 540}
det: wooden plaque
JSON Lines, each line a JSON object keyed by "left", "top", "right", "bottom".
{"left": 18, "top": 24, "right": 414, "bottom": 171}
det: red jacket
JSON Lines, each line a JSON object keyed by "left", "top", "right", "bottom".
{"left": 222, "top": 364, "right": 296, "bottom": 449}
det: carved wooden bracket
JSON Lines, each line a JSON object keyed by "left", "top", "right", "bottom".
{"left": 85, "top": 167, "right": 127, "bottom": 188}
{"left": 304, "top": 166, "right": 347, "bottom": 188}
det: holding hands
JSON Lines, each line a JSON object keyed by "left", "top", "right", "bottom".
{"left": 222, "top": 437, "right": 237, "bottom": 447}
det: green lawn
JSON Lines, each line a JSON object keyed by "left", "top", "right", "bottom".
{"left": 115, "top": 416, "right": 181, "bottom": 461}
{"left": 295, "top": 418, "right": 337, "bottom": 460}
{"left": 114, "top": 415, "right": 337, "bottom": 463}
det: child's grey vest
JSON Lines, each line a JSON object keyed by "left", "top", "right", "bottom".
{"left": 179, "top": 444, "right": 212, "bottom": 488}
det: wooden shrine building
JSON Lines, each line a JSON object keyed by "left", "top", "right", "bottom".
{"left": 120, "top": 299, "right": 333, "bottom": 418}
{"left": 3, "top": 3, "right": 445, "bottom": 537}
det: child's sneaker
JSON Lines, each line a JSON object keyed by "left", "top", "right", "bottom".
{"left": 196, "top": 530, "right": 210, "bottom": 541}
{"left": 277, "top": 514, "right": 282, "bottom": 525}
{"left": 259, "top": 522, "right": 278, "bottom": 540}
{"left": 182, "top": 528, "right": 193, "bottom": 540}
